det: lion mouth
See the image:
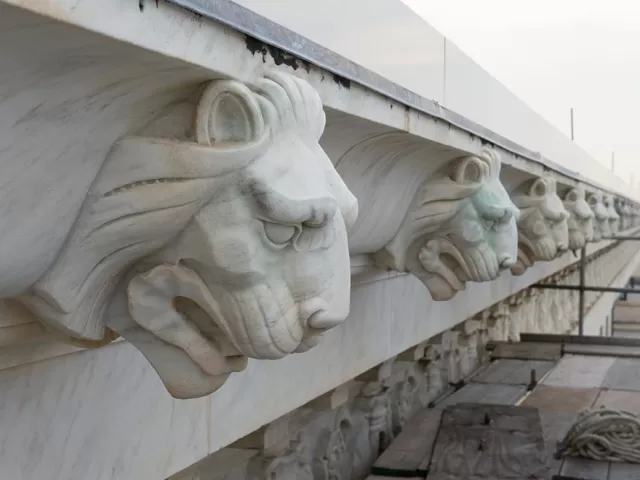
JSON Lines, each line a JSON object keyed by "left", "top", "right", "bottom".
{"left": 568, "top": 231, "right": 585, "bottom": 251}
{"left": 418, "top": 238, "right": 466, "bottom": 293}
{"left": 129, "top": 261, "right": 345, "bottom": 366}
{"left": 418, "top": 237, "right": 502, "bottom": 294}
{"left": 180, "top": 292, "right": 329, "bottom": 365}
{"left": 193, "top": 279, "right": 349, "bottom": 360}
{"left": 569, "top": 218, "right": 592, "bottom": 248}
{"left": 173, "top": 297, "right": 248, "bottom": 372}
{"left": 536, "top": 236, "right": 556, "bottom": 260}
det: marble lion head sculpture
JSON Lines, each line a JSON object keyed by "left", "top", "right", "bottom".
{"left": 510, "top": 175, "right": 569, "bottom": 275}
{"left": 603, "top": 194, "right": 620, "bottom": 235}
{"left": 587, "top": 191, "right": 611, "bottom": 241}
{"left": 375, "top": 148, "right": 520, "bottom": 301}
{"left": 615, "top": 198, "right": 627, "bottom": 230}
{"left": 563, "top": 186, "right": 595, "bottom": 251}
{"left": 20, "top": 71, "right": 358, "bottom": 398}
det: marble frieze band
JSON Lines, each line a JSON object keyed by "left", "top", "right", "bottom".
{"left": 0, "top": 70, "right": 638, "bottom": 400}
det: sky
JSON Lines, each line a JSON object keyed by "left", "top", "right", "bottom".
{"left": 232, "top": 0, "right": 639, "bottom": 188}
{"left": 402, "top": 0, "right": 640, "bottom": 186}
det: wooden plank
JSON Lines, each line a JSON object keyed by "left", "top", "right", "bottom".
{"left": 552, "top": 476, "right": 601, "bottom": 480}
{"left": 436, "top": 383, "right": 527, "bottom": 409}
{"left": 552, "top": 477, "right": 594, "bottom": 480}
{"left": 543, "top": 355, "right": 615, "bottom": 388}
{"left": 608, "top": 462, "right": 640, "bottom": 480}
{"left": 471, "top": 359, "right": 555, "bottom": 385}
{"left": 366, "top": 476, "right": 422, "bottom": 480}
{"left": 372, "top": 407, "right": 442, "bottom": 476}
{"left": 564, "top": 343, "right": 640, "bottom": 359}
{"left": 416, "top": 414, "right": 443, "bottom": 473}
{"left": 520, "top": 333, "right": 640, "bottom": 347}
{"left": 603, "top": 358, "right": 640, "bottom": 391}
{"left": 539, "top": 412, "right": 578, "bottom": 476}
{"left": 560, "top": 457, "right": 610, "bottom": 479}
{"left": 522, "top": 385, "right": 600, "bottom": 414}
{"left": 427, "top": 403, "right": 547, "bottom": 479}
{"left": 519, "top": 333, "right": 573, "bottom": 344}
{"left": 492, "top": 342, "right": 562, "bottom": 361}
{"left": 614, "top": 331, "right": 640, "bottom": 340}
{"left": 611, "top": 321, "right": 640, "bottom": 329}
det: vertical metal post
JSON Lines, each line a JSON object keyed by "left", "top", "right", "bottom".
{"left": 578, "top": 246, "right": 586, "bottom": 335}
{"left": 570, "top": 108, "right": 575, "bottom": 141}
{"left": 611, "top": 304, "right": 615, "bottom": 337}
{"left": 611, "top": 151, "right": 615, "bottom": 172}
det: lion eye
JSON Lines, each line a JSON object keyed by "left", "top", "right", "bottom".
{"left": 264, "top": 222, "right": 297, "bottom": 245}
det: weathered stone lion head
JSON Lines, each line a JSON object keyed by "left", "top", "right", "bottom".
{"left": 510, "top": 175, "right": 569, "bottom": 275}
{"left": 603, "top": 194, "right": 620, "bottom": 235}
{"left": 20, "top": 71, "right": 358, "bottom": 398}
{"left": 563, "top": 186, "right": 595, "bottom": 251}
{"left": 375, "top": 148, "right": 520, "bottom": 300}
{"left": 615, "top": 198, "right": 628, "bottom": 230}
{"left": 631, "top": 205, "right": 640, "bottom": 228}
{"left": 621, "top": 200, "right": 636, "bottom": 230}
{"left": 587, "top": 191, "right": 610, "bottom": 241}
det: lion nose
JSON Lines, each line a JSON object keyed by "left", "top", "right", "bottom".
{"left": 498, "top": 254, "right": 516, "bottom": 269}
{"left": 307, "top": 310, "right": 344, "bottom": 330}
{"left": 299, "top": 297, "right": 348, "bottom": 331}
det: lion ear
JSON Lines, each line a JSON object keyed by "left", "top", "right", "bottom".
{"left": 451, "top": 156, "right": 485, "bottom": 186}
{"left": 196, "top": 80, "right": 265, "bottom": 146}
{"left": 564, "top": 188, "right": 579, "bottom": 203}
{"left": 529, "top": 178, "right": 549, "bottom": 198}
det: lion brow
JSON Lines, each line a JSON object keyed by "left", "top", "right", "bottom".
{"left": 479, "top": 203, "right": 518, "bottom": 222}
{"left": 250, "top": 184, "right": 337, "bottom": 226}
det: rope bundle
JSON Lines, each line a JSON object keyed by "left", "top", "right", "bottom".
{"left": 556, "top": 407, "right": 640, "bottom": 463}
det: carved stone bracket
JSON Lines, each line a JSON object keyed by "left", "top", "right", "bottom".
{"left": 455, "top": 319, "right": 482, "bottom": 379}
{"left": 374, "top": 148, "right": 520, "bottom": 300}
{"left": 510, "top": 175, "right": 569, "bottom": 276}
{"left": 482, "top": 301, "right": 511, "bottom": 343}
{"left": 11, "top": 71, "right": 358, "bottom": 399}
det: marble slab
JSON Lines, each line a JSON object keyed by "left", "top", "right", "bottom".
{"left": 542, "top": 355, "right": 616, "bottom": 389}
{"left": 522, "top": 385, "right": 600, "bottom": 414}
{"left": 602, "top": 358, "right": 640, "bottom": 391}
{"left": 0, "top": 343, "right": 209, "bottom": 480}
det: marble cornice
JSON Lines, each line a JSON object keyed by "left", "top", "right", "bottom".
{"left": 1, "top": 66, "right": 637, "bottom": 399}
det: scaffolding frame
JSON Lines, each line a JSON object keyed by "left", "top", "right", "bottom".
{"left": 530, "top": 236, "right": 640, "bottom": 336}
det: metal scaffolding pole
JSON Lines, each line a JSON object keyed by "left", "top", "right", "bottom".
{"left": 530, "top": 235, "right": 640, "bottom": 336}
{"left": 578, "top": 246, "right": 586, "bottom": 336}
{"left": 603, "top": 236, "right": 640, "bottom": 241}
{"left": 530, "top": 284, "right": 640, "bottom": 294}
